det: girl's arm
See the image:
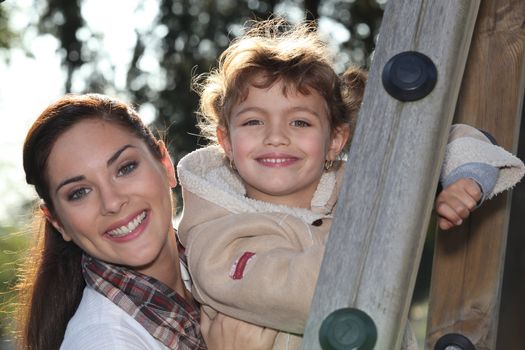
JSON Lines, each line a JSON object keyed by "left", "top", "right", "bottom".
{"left": 436, "top": 124, "right": 524, "bottom": 229}
{"left": 441, "top": 124, "right": 524, "bottom": 198}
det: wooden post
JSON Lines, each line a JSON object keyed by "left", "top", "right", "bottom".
{"left": 426, "top": 0, "right": 525, "bottom": 349}
{"left": 498, "top": 100, "right": 525, "bottom": 348}
{"left": 301, "top": 1, "right": 480, "bottom": 349}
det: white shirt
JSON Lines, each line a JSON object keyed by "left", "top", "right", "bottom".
{"left": 60, "top": 286, "right": 170, "bottom": 350}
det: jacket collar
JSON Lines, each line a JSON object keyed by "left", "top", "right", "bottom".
{"left": 177, "top": 146, "right": 343, "bottom": 223}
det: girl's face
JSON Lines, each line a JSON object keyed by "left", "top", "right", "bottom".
{"left": 45, "top": 119, "right": 177, "bottom": 277}
{"left": 219, "top": 80, "right": 348, "bottom": 208}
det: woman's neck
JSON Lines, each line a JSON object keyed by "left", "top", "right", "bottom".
{"left": 136, "top": 228, "right": 190, "bottom": 299}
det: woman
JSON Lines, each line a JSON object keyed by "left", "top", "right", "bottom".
{"left": 16, "top": 93, "right": 276, "bottom": 350}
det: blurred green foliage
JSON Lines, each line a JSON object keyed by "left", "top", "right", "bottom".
{"left": 0, "top": 4, "right": 16, "bottom": 50}
{"left": 0, "top": 224, "right": 30, "bottom": 339}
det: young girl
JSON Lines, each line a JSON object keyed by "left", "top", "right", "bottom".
{"left": 176, "top": 19, "right": 524, "bottom": 349}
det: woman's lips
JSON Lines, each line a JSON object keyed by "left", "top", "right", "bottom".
{"left": 104, "top": 210, "right": 149, "bottom": 242}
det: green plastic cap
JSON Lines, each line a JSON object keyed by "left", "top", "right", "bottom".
{"left": 319, "top": 307, "right": 377, "bottom": 350}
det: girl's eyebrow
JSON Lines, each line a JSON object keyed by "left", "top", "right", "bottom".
{"left": 288, "top": 106, "right": 321, "bottom": 118}
{"left": 232, "top": 106, "right": 265, "bottom": 119}
{"left": 55, "top": 144, "right": 135, "bottom": 194}
{"left": 233, "top": 106, "right": 321, "bottom": 119}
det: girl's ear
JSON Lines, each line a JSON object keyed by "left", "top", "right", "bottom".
{"left": 158, "top": 141, "right": 177, "bottom": 188}
{"left": 40, "top": 204, "right": 72, "bottom": 242}
{"left": 327, "top": 125, "right": 350, "bottom": 160}
{"left": 217, "top": 126, "right": 233, "bottom": 159}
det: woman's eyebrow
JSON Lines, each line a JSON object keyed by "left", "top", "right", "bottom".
{"left": 107, "top": 144, "right": 135, "bottom": 167}
{"left": 55, "top": 175, "right": 85, "bottom": 194}
{"left": 55, "top": 144, "right": 136, "bottom": 194}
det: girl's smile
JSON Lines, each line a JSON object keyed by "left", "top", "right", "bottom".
{"left": 255, "top": 153, "right": 299, "bottom": 167}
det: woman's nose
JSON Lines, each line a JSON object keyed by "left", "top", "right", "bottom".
{"left": 99, "top": 183, "right": 128, "bottom": 215}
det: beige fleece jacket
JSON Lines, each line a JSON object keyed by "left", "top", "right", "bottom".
{"left": 177, "top": 124, "right": 524, "bottom": 349}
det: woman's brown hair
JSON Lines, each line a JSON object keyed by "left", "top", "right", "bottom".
{"left": 17, "top": 93, "right": 163, "bottom": 350}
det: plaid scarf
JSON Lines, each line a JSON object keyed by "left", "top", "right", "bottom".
{"left": 82, "top": 254, "right": 207, "bottom": 350}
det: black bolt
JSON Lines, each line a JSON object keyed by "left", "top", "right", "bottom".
{"left": 382, "top": 51, "right": 438, "bottom": 102}
{"left": 435, "top": 333, "right": 476, "bottom": 350}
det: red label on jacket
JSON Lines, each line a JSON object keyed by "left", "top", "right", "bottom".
{"left": 230, "top": 252, "right": 256, "bottom": 280}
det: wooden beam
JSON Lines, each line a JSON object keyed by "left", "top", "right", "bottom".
{"left": 302, "top": 1, "right": 480, "bottom": 349}
{"left": 426, "top": 0, "right": 525, "bottom": 348}
{"left": 497, "top": 102, "right": 525, "bottom": 348}
{"left": 497, "top": 103, "right": 525, "bottom": 349}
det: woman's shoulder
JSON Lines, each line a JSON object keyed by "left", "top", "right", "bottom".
{"left": 60, "top": 287, "right": 170, "bottom": 350}
{"left": 67, "top": 286, "right": 126, "bottom": 321}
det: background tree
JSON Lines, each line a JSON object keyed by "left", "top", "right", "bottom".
{"left": 0, "top": 0, "right": 19, "bottom": 61}
{"left": 35, "top": 0, "right": 385, "bottom": 165}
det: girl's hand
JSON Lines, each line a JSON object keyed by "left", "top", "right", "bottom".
{"left": 435, "top": 178, "right": 482, "bottom": 230}
{"left": 201, "top": 310, "right": 277, "bottom": 350}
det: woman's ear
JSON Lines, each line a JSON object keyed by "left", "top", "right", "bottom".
{"left": 40, "top": 204, "right": 72, "bottom": 242}
{"left": 158, "top": 141, "right": 177, "bottom": 188}
{"left": 327, "top": 125, "right": 350, "bottom": 160}
{"left": 217, "top": 126, "right": 233, "bottom": 160}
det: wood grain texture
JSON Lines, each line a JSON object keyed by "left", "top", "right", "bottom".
{"left": 498, "top": 113, "right": 525, "bottom": 348}
{"left": 426, "top": 0, "right": 525, "bottom": 349}
{"left": 301, "top": 1, "right": 480, "bottom": 349}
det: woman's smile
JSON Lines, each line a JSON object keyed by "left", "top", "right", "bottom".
{"left": 105, "top": 210, "right": 149, "bottom": 241}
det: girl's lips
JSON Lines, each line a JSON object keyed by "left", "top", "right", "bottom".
{"left": 256, "top": 156, "right": 298, "bottom": 167}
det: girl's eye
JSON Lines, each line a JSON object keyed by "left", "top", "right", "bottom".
{"left": 242, "top": 119, "right": 263, "bottom": 126}
{"left": 68, "top": 188, "right": 91, "bottom": 201}
{"left": 291, "top": 120, "right": 311, "bottom": 127}
{"left": 117, "top": 161, "right": 138, "bottom": 176}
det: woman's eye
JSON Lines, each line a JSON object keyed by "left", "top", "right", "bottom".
{"left": 291, "top": 120, "right": 310, "bottom": 127}
{"left": 117, "top": 161, "right": 138, "bottom": 176}
{"left": 68, "top": 188, "right": 91, "bottom": 201}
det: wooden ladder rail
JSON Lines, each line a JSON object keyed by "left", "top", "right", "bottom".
{"left": 302, "top": 1, "right": 480, "bottom": 349}
{"left": 426, "top": 0, "right": 525, "bottom": 349}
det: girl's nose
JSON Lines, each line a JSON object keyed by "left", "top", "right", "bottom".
{"left": 263, "top": 123, "right": 290, "bottom": 146}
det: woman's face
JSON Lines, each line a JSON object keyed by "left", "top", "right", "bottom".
{"left": 45, "top": 119, "right": 177, "bottom": 273}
